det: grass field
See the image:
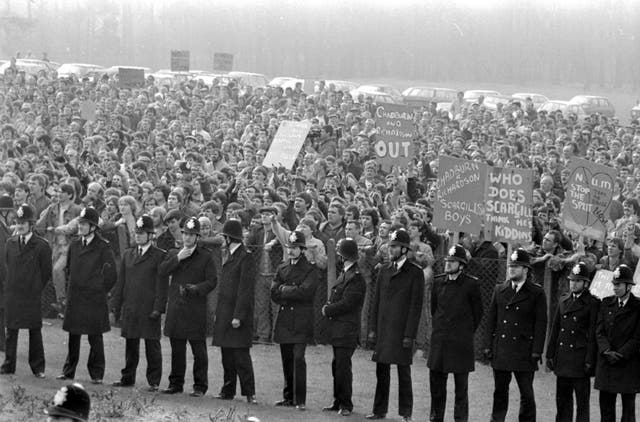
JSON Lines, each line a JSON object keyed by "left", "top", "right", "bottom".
{"left": 0, "top": 318, "right": 624, "bottom": 421}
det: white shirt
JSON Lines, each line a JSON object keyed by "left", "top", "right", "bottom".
{"left": 512, "top": 280, "right": 525, "bottom": 293}
{"left": 20, "top": 232, "right": 32, "bottom": 245}
{"left": 138, "top": 243, "right": 151, "bottom": 256}
{"left": 343, "top": 262, "right": 355, "bottom": 273}
{"left": 392, "top": 257, "right": 407, "bottom": 271}
{"left": 82, "top": 233, "right": 95, "bottom": 246}
{"left": 229, "top": 243, "right": 242, "bottom": 256}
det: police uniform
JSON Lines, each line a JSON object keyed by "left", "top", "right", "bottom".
{"left": 485, "top": 248, "right": 547, "bottom": 422}
{"left": 546, "top": 262, "right": 599, "bottom": 422}
{"left": 271, "top": 231, "right": 319, "bottom": 408}
{"left": 428, "top": 245, "right": 483, "bottom": 422}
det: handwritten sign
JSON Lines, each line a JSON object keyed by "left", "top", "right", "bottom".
{"left": 484, "top": 167, "right": 533, "bottom": 243}
{"left": 563, "top": 158, "right": 616, "bottom": 242}
{"left": 80, "top": 100, "right": 96, "bottom": 122}
{"left": 433, "top": 156, "right": 487, "bottom": 233}
{"left": 213, "top": 52, "right": 234, "bottom": 72}
{"left": 590, "top": 269, "right": 640, "bottom": 299}
{"left": 118, "top": 68, "right": 145, "bottom": 89}
{"left": 262, "top": 121, "right": 312, "bottom": 170}
{"left": 171, "top": 50, "right": 190, "bottom": 72}
{"left": 373, "top": 104, "right": 414, "bottom": 171}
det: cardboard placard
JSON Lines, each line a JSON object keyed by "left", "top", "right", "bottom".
{"left": 80, "top": 100, "right": 96, "bottom": 122}
{"left": 213, "top": 52, "right": 234, "bottom": 72}
{"left": 590, "top": 269, "right": 640, "bottom": 299}
{"left": 262, "top": 121, "right": 312, "bottom": 170}
{"left": 118, "top": 68, "right": 145, "bottom": 89}
{"left": 171, "top": 50, "right": 190, "bottom": 72}
{"left": 484, "top": 166, "right": 533, "bottom": 243}
{"left": 373, "top": 104, "right": 414, "bottom": 171}
{"left": 563, "top": 158, "right": 617, "bottom": 241}
{"left": 433, "top": 156, "right": 488, "bottom": 234}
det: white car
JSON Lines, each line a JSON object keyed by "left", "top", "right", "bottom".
{"left": 0, "top": 59, "right": 55, "bottom": 75}
{"left": 268, "top": 76, "right": 303, "bottom": 89}
{"left": 538, "top": 100, "right": 569, "bottom": 114}
{"left": 463, "top": 89, "right": 501, "bottom": 104}
{"left": 351, "top": 84, "right": 403, "bottom": 103}
{"left": 512, "top": 92, "right": 549, "bottom": 109}
{"left": 321, "top": 80, "right": 359, "bottom": 93}
{"left": 228, "top": 71, "right": 268, "bottom": 88}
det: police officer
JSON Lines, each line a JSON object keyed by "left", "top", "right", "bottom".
{"left": 546, "top": 262, "right": 599, "bottom": 422}
{"left": 428, "top": 244, "right": 483, "bottom": 422}
{"left": 594, "top": 264, "right": 640, "bottom": 422}
{"left": 110, "top": 215, "right": 168, "bottom": 391}
{"left": 160, "top": 217, "right": 217, "bottom": 397}
{"left": 321, "top": 238, "right": 366, "bottom": 417}
{"left": 271, "top": 231, "right": 319, "bottom": 411}
{"left": 0, "top": 204, "right": 52, "bottom": 377}
{"left": 484, "top": 248, "right": 547, "bottom": 422}
{"left": 212, "top": 220, "right": 257, "bottom": 404}
{"left": 366, "top": 229, "right": 425, "bottom": 422}
{"left": 58, "top": 207, "right": 117, "bottom": 384}
{"left": 0, "top": 195, "right": 14, "bottom": 352}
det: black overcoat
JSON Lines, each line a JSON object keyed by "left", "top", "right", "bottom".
{"left": 323, "top": 264, "right": 366, "bottom": 348}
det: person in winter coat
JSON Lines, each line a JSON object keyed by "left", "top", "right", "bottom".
{"left": 271, "top": 230, "right": 319, "bottom": 411}
{"left": 320, "top": 238, "right": 366, "bottom": 417}
{"left": 484, "top": 248, "right": 547, "bottom": 422}
{"left": 594, "top": 264, "right": 640, "bottom": 422}
{"left": 428, "top": 244, "right": 483, "bottom": 422}
{"left": 212, "top": 220, "right": 257, "bottom": 404}
{"left": 57, "top": 207, "right": 117, "bottom": 384}
{"left": 0, "top": 204, "right": 52, "bottom": 377}
{"left": 366, "top": 229, "right": 424, "bottom": 422}
{"left": 546, "top": 262, "right": 599, "bottom": 422}
{"left": 160, "top": 216, "right": 217, "bottom": 397}
{"left": 110, "top": 215, "right": 168, "bottom": 391}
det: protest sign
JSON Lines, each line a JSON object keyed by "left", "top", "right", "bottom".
{"left": 213, "top": 52, "right": 234, "bottom": 72}
{"left": 373, "top": 104, "right": 414, "bottom": 171}
{"left": 118, "top": 68, "right": 145, "bottom": 89}
{"left": 80, "top": 100, "right": 96, "bottom": 122}
{"left": 170, "top": 50, "right": 190, "bottom": 72}
{"left": 433, "top": 156, "right": 487, "bottom": 234}
{"left": 262, "top": 120, "right": 312, "bottom": 170}
{"left": 484, "top": 166, "right": 533, "bottom": 243}
{"left": 590, "top": 269, "right": 640, "bottom": 299}
{"left": 562, "top": 158, "right": 616, "bottom": 242}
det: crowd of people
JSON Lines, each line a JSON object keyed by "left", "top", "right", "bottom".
{"left": 0, "top": 59, "right": 639, "bottom": 422}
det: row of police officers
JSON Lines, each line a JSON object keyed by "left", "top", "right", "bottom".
{"left": 1, "top": 203, "right": 640, "bottom": 421}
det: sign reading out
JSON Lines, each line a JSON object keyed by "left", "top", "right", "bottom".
{"left": 262, "top": 121, "right": 312, "bottom": 170}
{"left": 171, "top": 50, "right": 190, "bottom": 72}
{"left": 484, "top": 167, "right": 533, "bottom": 243}
{"left": 118, "top": 68, "right": 145, "bottom": 89}
{"left": 563, "top": 158, "right": 616, "bottom": 242}
{"left": 373, "top": 104, "right": 414, "bottom": 171}
{"left": 433, "top": 156, "right": 487, "bottom": 234}
{"left": 213, "top": 52, "right": 234, "bottom": 72}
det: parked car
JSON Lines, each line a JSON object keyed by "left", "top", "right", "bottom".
{"left": 482, "top": 95, "right": 514, "bottom": 111}
{"left": 57, "top": 63, "right": 104, "bottom": 79}
{"left": 511, "top": 92, "right": 549, "bottom": 109}
{"left": 463, "top": 89, "right": 501, "bottom": 104}
{"left": 538, "top": 100, "right": 569, "bottom": 114}
{"left": 228, "top": 71, "right": 268, "bottom": 88}
{"left": 567, "top": 95, "right": 615, "bottom": 118}
{"left": 401, "top": 87, "right": 458, "bottom": 107}
{"left": 351, "top": 84, "right": 403, "bottom": 103}
{"left": 321, "top": 80, "right": 359, "bottom": 93}
{"left": 101, "top": 65, "right": 153, "bottom": 76}
{"left": 192, "top": 72, "right": 234, "bottom": 87}
{"left": 0, "top": 59, "right": 55, "bottom": 75}
{"left": 268, "top": 76, "right": 302, "bottom": 89}
{"left": 353, "top": 89, "right": 401, "bottom": 104}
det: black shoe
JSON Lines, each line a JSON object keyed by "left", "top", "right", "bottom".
{"left": 90, "top": 379, "right": 103, "bottom": 385}
{"left": 365, "top": 414, "right": 386, "bottom": 420}
{"left": 147, "top": 385, "right": 159, "bottom": 392}
{"left": 189, "top": 390, "right": 205, "bottom": 398}
{"left": 56, "top": 374, "right": 72, "bottom": 380}
{"left": 339, "top": 409, "right": 352, "bottom": 416}
{"left": 296, "top": 404, "right": 306, "bottom": 411}
{"left": 34, "top": 372, "right": 45, "bottom": 379}
{"left": 0, "top": 368, "right": 14, "bottom": 375}
{"left": 112, "top": 381, "right": 134, "bottom": 387}
{"left": 162, "top": 386, "right": 183, "bottom": 394}
{"left": 214, "top": 393, "right": 234, "bottom": 400}
{"left": 275, "top": 399, "right": 294, "bottom": 407}
{"left": 246, "top": 395, "right": 257, "bottom": 404}
{"left": 323, "top": 405, "right": 340, "bottom": 412}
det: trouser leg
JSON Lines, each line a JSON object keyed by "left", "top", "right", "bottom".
{"left": 220, "top": 347, "right": 237, "bottom": 397}
{"left": 27, "top": 328, "right": 45, "bottom": 374}
{"left": 87, "top": 334, "right": 105, "bottom": 380}
{"left": 62, "top": 333, "right": 81, "bottom": 379}
{"left": 168, "top": 338, "right": 186, "bottom": 390}
{"left": 620, "top": 393, "right": 636, "bottom": 422}
{"left": 573, "top": 377, "right": 590, "bottom": 422}
{"left": 429, "top": 370, "right": 447, "bottom": 422}
{"left": 1, "top": 328, "right": 18, "bottom": 373}
{"left": 234, "top": 348, "right": 255, "bottom": 397}
{"left": 514, "top": 371, "right": 536, "bottom": 422}
{"left": 121, "top": 338, "right": 140, "bottom": 384}
{"left": 372, "top": 363, "right": 390, "bottom": 416}
{"left": 280, "top": 344, "right": 293, "bottom": 401}
{"left": 333, "top": 346, "right": 355, "bottom": 411}
{"left": 490, "top": 369, "right": 512, "bottom": 422}
{"left": 292, "top": 343, "right": 307, "bottom": 405}
{"left": 397, "top": 364, "right": 413, "bottom": 418}
{"left": 599, "top": 390, "right": 616, "bottom": 422}
{"left": 189, "top": 339, "right": 208, "bottom": 394}
{"left": 144, "top": 339, "right": 162, "bottom": 386}
{"left": 453, "top": 372, "right": 469, "bottom": 422}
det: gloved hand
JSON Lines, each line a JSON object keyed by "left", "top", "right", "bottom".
{"left": 367, "top": 332, "right": 377, "bottom": 349}
{"left": 482, "top": 348, "right": 493, "bottom": 361}
{"left": 546, "top": 358, "right": 555, "bottom": 371}
{"left": 402, "top": 337, "right": 413, "bottom": 349}
{"left": 604, "top": 350, "right": 622, "bottom": 365}
{"left": 184, "top": 284, "right": 198, "bottom": 296}
{"left": 531, "top": 353, "right": 542, "bottom": 368}
{"left": 149, "top": 310, "right": 161, "bottom": 320}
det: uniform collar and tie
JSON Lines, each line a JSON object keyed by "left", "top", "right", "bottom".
{"left": 512, "top": 280, "right": 525, "bottom": 293}
{"left": 618, "top": 296, "right": 629, "bottom": 309}
{"left": 223, "top": 243, "right": 241, "bottom": 264}
{"left": 392, "top": 257, "right": 406, "bottom": 272}
{"left": 343, "top": 262, "right": 355, "bottom": 273}
{"left": 138, "top": 243, "right": 151, "bottom": 257}
{"left": 82, "top": 233, "right": 94, "bottom": 247}
{"left": 19, "top": 232, "right": 32, "bottom": 248}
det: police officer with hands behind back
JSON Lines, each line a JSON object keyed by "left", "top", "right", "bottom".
{"left": 594, "top": 264, "right": 640, "bottom": 422}
{"left": 546, "top": 261, "right": 599, "bottom": 422}
{"left": 484, "top": 248, "right": 547, "bottom": 422}
{"left": 321, "top": 237, "right": 366, "bottom": 417}
{"left": 428, "top": 244, "right": 483, "bottom": 422}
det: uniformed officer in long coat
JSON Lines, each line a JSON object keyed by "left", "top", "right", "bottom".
{"left": 160, "top": 217, "right": 217, "bottom": 397}
{"left": 271, "top": 230, "right": 319, "bottom": 411}
{"left": 366, "top": 229, "right": 424, "bottom": 422}
{"left": 0, "top": 195, "right": 15, "bottom": 352}
{"left": 484, "top": 248, "right": 547, "bottom": 422}
{"left": 212, "top": 220, "right": 257, "bottom": 404}
{"left": 428, "top": 244, "right": 483, "bottom": 422}
{"left": 58, "top": 207, "right": 117, "bottom": 384}
{"left": 546, "top": 262, "right": 599, "bottom": 422}
{"left": 321, "top": 238, "right": 366, "bottom": 417}
{"left": 110, "top": 215, "right": 168, "bottom": 391}
{"left": 0, "top": 204, "right": 52, "bottom": 377}
{"left": 594, "top": 264, "right": 640, "bottom": 422}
